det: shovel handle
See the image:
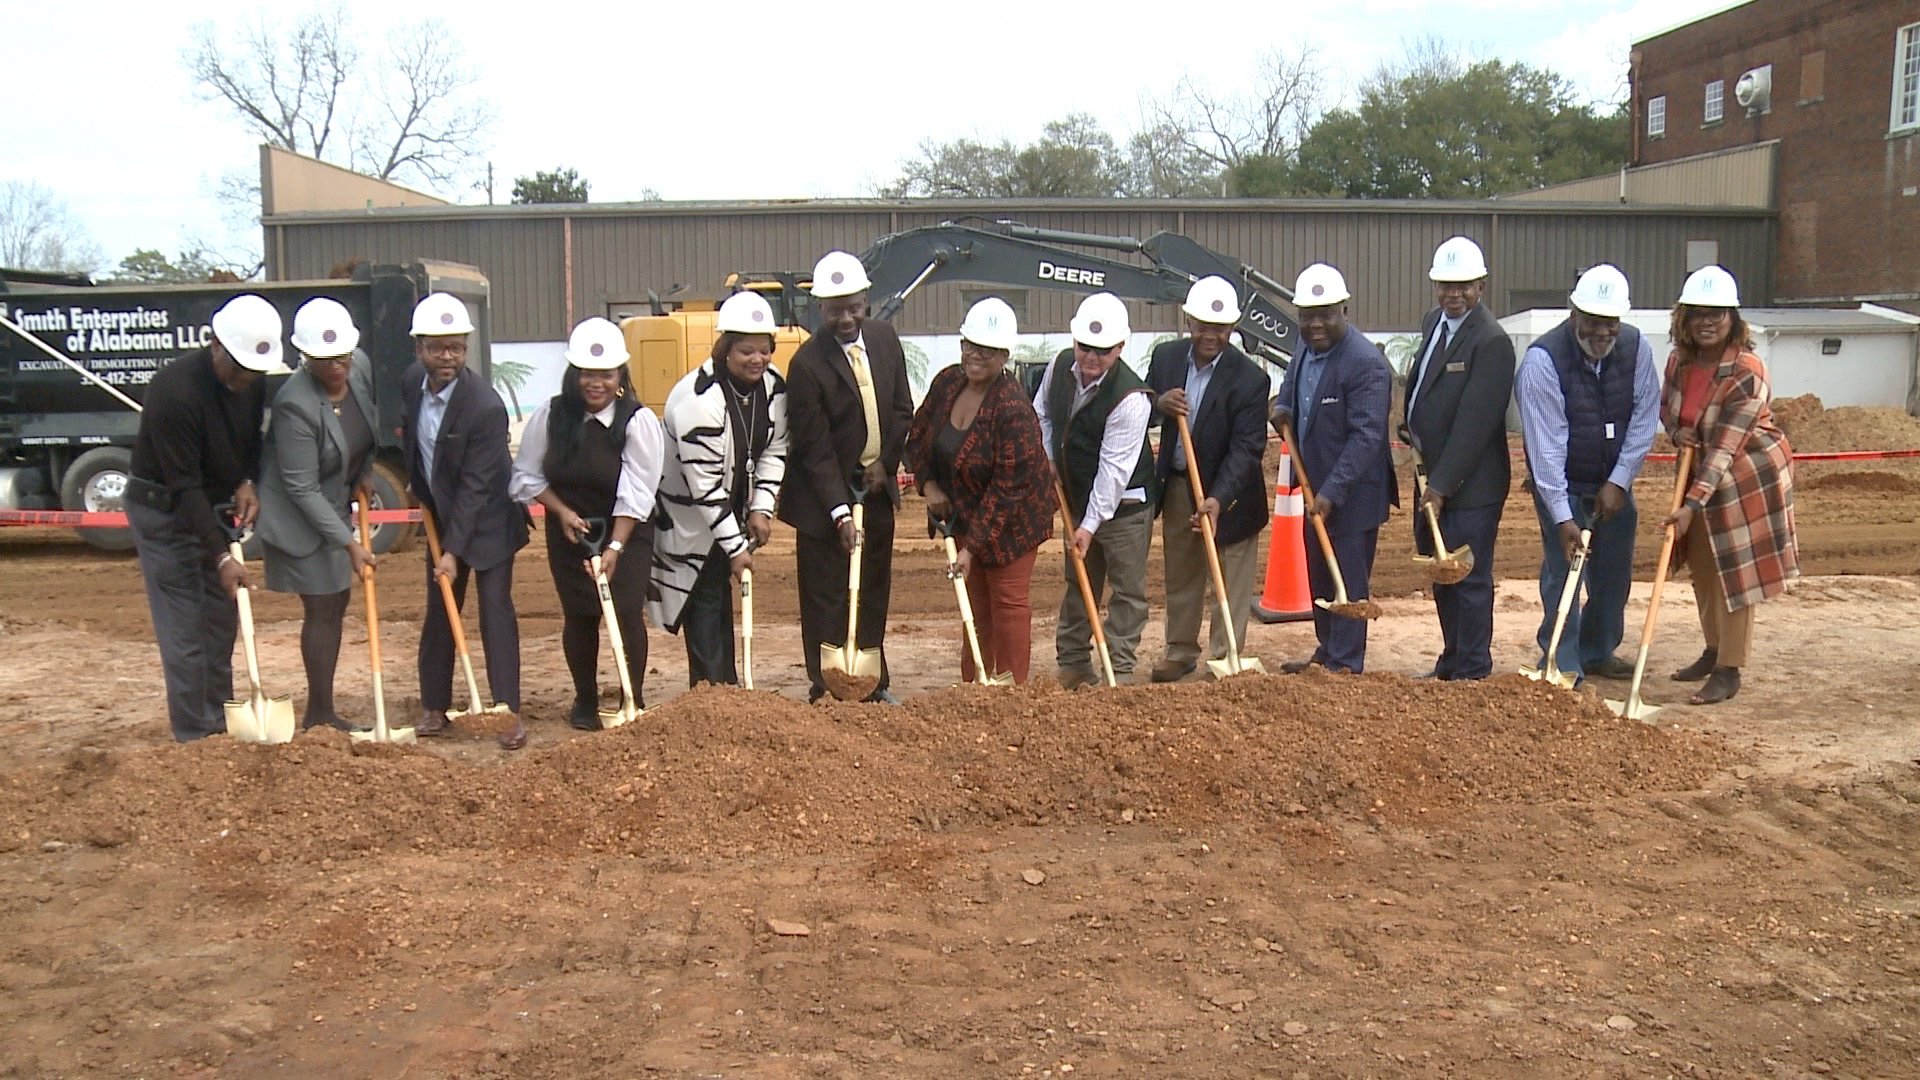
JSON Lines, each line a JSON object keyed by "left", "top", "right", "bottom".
{"left": 1280, "top": 423, "right": 1354, "bottom": 605}
{"left": 1174, "top": 415, "right": 1246, "bottom": 668}
{"left": 1052, "top": 472, "right": 1115, "bottom": 687}
{"left": 591, "top": 553, "right": 639, "bottom": 721}
{"left": 354, "top": 500, "right": 389, "bottom": 735}
{"left": 1623, "top": 446, "right": 1696, "bottom": 712}
{"left": 739, "top": 567, "right": 754, "bottom": 690}
{"left": 421, "top": 506, "right": 487, "bottom": 711}
{"left": 1540, "top": 529, "right": 1592, "bottom": 676}
{"left": 228, "top": 539, "right": 267, "bottom": 696}
{"left": 844, "top": 501, "right": 865, "bottom": 655}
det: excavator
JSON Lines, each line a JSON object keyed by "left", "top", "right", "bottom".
{"left": 619, "top": 218, "right": 1302, "bottom": 410}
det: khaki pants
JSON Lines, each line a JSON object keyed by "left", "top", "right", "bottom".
{"left": 1686, "top": 528, "right": 1754, "bottom": 668}
{"left": 1161, "top": 474, "right": 1261, "bottom": 668}
{"left": 1056, "top": 507, "right": 1151, "bottom": 677}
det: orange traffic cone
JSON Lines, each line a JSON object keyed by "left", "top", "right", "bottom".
{"left": 1255, "top": 444, "right": 1313, "bottom": 623}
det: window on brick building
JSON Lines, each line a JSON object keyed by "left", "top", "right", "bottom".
{"left": 1893, "top": 22, "right": 1920, "bottom": 132}
{"left": 1704, "top": 80, "right": 1725, "bottom": 124}
{"left": 1648, "top": 95, "right": 1666, "bottom": 138}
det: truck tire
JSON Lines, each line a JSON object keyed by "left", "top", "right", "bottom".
{"left": 61, "top": 447, "right": 137, "bottom": 553}
{"left": 366, "top": 459, "right": 415, "bottom": 556}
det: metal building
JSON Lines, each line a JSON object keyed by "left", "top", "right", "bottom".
{"left": 262, "top": 198, "right": 1775, "bottom": 343}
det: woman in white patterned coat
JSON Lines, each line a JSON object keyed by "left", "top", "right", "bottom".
{"left": 650, "top": 291, "right": 790, "bottom": 685}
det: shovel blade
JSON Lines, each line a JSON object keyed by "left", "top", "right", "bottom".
{"left": 600, "top": 698, "right": 643, "bottom": 729}
{"left": 978, "top": 671, "right": 1015, "bottom": 687}
{"left": 225, "top": 696, "right": 296, "bottom": 745}
{"left": 1605, "top": 695, "right": 1664, "bottom": 723}
{"left": 1519, "top": 664, "right": 1545, "bottom": 682}
{"left": 352, "top": 725, "right": 418, "bottom": 745}
{"left": 1207, "top": 656, "right": 1266, "bottom": 678}
{"left": 820, "top": 646, "right": 882, "bottom": 701}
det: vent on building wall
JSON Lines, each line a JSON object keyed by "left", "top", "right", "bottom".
{"left": 1736, "top": 64, "right": 1773, "bottom": 115}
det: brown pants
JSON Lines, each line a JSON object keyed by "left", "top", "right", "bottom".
{"left": 1685, "top": 528, "right": 1754, "bottom": 668}
{"left": 961, "top": 549, "right": 1038, "bottom": 684}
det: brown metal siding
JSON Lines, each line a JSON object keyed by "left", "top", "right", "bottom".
{"left": 270, "top": 201, "right": 1774, "bottom": 340}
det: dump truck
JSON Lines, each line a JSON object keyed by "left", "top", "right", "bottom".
{"left": 0, "top": 260, "right": 492, "bottom": 552}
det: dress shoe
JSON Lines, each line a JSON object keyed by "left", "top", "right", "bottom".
{"left": 1689, "top": 666, "right": 1740, "bottom": 705}
{"left": 417, "top": 709, "right": 451, "bottom": 737}
{"left": 1583, "top": 655, "right": 1636, "bottom": 679}
{"left": 1280, "top": 658, "right": 1319, "bottom": 675}
{"left": 864, "top": 689, "right": 902, "bottom": 705}
{"left": 568, "top": 697, "right": 602, "bottom": 732}
{"left": 303, "top": 714, "right": 370, "bottom": 734}
{"left": 1671, "top": 648, "right": 1718, "bottom": 682}
{"left": 1413, "top": 668, "right": 1444, "bottom": 681}
{"left": 496, "top": 718, "right": 528, "bottom": 751}
{"left": 1149, "top": 660, "right": 1195, "bottom": 684}
{"left": 1057, "top": 668, "right": 1097, "bottom": 691}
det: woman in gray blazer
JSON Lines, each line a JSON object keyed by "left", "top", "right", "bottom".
{"left": 258, "top": 298, "right": 378, "bottom": 732}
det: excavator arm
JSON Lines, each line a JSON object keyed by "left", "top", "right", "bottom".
{"left": 855, "top": 219, "right": 1301, "bottom": 367}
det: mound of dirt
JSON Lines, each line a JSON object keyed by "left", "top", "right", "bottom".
{"left": 1771, "top": 394, "right": 1920, "bottom": 453}
{"left": 0, "top": 678, "right": 1726, "bottom": 867}
{"left": 1803, "top": 470, "right": 1920, "bottom": 495}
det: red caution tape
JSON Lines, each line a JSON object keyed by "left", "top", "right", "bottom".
{"left": 0, "top": 505, "right": 549, "bottom": 529}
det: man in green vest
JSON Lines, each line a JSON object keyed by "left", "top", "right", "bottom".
{"left": 1033, "top": 292, "right": 1156, "bottom": 688}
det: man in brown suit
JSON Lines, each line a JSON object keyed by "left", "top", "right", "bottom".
{"left": 776, "top": 250, "right": 915, "bottom": 703}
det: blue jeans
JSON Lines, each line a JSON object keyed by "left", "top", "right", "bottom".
{"left": 1531, "top": 488, "right": 1637, "bottom": 676}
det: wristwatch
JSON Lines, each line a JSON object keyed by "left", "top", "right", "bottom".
{"left": 607, "top": 539, "right": 625, "bottom": 552}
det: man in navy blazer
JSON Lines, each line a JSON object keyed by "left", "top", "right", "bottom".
{"left": 1403, "top": 237, "right": 1517, "bottom": 680}
{"left": 1267, "top": 264, "right": 1395, "bottom": 673}
{"left": 400, "top": 293, "right": 530, "bottom": 749}
{"left": 1146, "top": 277, "right": 1272, "bottom": 682}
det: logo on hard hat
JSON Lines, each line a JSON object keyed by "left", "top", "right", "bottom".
{"left": 1598, "top": 284, "right": 1612, "bottom": 297}
{"left": 1445, "top": 251, "right": 1458, "bottom": 265}
{"left": 752, "top": 310, "right": 765, "bottom": 322}
{"left": 831, "top": 271, "right": 845, "bottom": 285}
{"left": 1089, "top": 321, "right": 1103, "bottom": 335}
{"left": 323, "top": 329, "right": 337, "bottom": 343}
{"left": 1210, "top": 299, "right": 1224, "bottom": 312}
{"left": 1311, "top": 284, "right": 1325, "bottom": 297}
{"left": 590, "top": 343, "right": 605, "bottom": 357}
{"left": 440, "top": 312, "right": 455, "bottom": 325}
{"left": 255, "top": 341, "right": 271, "bottom": 355}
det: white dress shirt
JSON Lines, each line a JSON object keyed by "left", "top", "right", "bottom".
{"left": 510, "top": 401, "right": 666, "bottom": 521}
{"left": 416, "top": 374, "right": 456, "bottom": 499}
{"left": 1032, "top": 356, "right": 1151, "bottom": 535}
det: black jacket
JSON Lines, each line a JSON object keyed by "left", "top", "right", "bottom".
{"left": 129, "top": 347, "right": 266, "bottom": 565}
{"left": 399, "top": 362, "right": 528, "bottom": 571}
{"left": 776, "top": 319, "right": 914, "bottom": 538}
{"left": 1404, "top": 303, "right": 1516, "bottom": 510}
{"left": 1145, "top": 339, "right": 1271, "bottom": 547}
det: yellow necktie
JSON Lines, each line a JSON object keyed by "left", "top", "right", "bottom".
{"left": 848, "top": 344, "right": 881, "bottom": 467}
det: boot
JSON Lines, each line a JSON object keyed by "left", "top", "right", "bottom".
{"left": 568, "top": 696, "right": 601, "bottom": 731}
{"left": 1670, "top": 648, "right": 1718, "bottom": 682}
{"left": 1690, "top": 666, "right": 1740, "bottom": 705}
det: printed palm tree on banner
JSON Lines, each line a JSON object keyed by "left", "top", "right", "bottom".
{"left": 490, "top": 358, "right": 535, "bottom": 418}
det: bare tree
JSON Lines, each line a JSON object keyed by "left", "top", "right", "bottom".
{"left": 1144, "top": 46, "right": 1326, "bottom": 174}
{"left": 184, "top": 8, "right": 492, "bottom": 189}
{"left": 0, "top": 181, "right": 103, "bottom": 274}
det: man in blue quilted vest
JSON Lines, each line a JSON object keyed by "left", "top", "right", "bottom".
{"left": 1515, "top": 264, "right": 1662, "bottom": 684}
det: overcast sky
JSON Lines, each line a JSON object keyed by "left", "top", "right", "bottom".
{"left": 10, "top": 0, "right": 1745, "bottom": 271}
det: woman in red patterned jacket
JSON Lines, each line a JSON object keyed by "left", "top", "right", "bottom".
{"left": 904, "top": 298, "right": 1055, "bottom": 684}
{"left": 1660, "top": 265, "right": 1798, "bottom": 706}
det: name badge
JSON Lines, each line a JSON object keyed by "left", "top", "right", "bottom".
{"left": 1319, "top": 396, "right": 1339, "bottom": 405}
{"left": 1605, "top": 422, "right": 1617, "bottom": 440}
{"left": 1444, "top": 361, "right": 1466, "bottom": 373}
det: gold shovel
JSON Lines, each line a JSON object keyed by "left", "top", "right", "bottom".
{"left": 419, "top": 507, "right": 515, "bottom": 730}
{"left": 581, "top": 519, "right": 642, "bottom": 729}
{"left": 1521, "top": 528, "right": 1592, "bottom": 689}
{"left": 1174, "top": 415, "right": 1264, "bottom": 676}
{"left": 350, "top": 498, "right": 414, "bottom": 745}
{"left": 1280, "top": 423, "right": 1382, "bottom": 621}
{"left": 934, "top": 516, "right": 1013, "bottom": 686}
{"left": 1610, "top": 446, "right": 1696, "bottom": 724}
{"left": 217, "top": 511, "right": 296, "bottom": 744}
{"left": 739, "top": 566, "right": 755, "bottom": 690}
{"left": 1406, "top": 442, "right": 1473, "bottom": 586}
{"left": 820, "top": 479, "right": 883, "bottom": 701}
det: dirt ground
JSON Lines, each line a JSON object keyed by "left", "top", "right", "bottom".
{"left": 2, "top": 404, "right": 1918, "bottom": 1078}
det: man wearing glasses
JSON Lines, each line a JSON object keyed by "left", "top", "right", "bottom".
{"left": 402, "top": 292, "right": 530, "bottom": 749}
{"left": 1146, "top": 277, "right": 1272, "bottom": 683}
{"left": 1033, "top": 292, "right": 1156, "bottom": 688}
{"left": 1403, "top": 236, "right": 1517, "bottom": 681}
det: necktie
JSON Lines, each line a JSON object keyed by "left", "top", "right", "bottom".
{"left": 1408, "top": 322, "right": 1451, "bottom": 421}
{"left": 848, "top": 344, "right": 882, "bottom": 467}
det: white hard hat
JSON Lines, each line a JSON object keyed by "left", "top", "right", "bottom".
{"left": 565, "top": 317, "right": 629, "bottom": 370}
{"left": 809, "top": 251, "right": 871, "bottom": 298}
{"left": 1429, "top": 236, "right": 1489, "bottom": 282}
{"left": 1569, "top": 264, "right": 1631, "bottom": 318}
{"left": 1182, "top": 276, "right": 1242, "bottom": 324}
{"left": 716, "top": 291, "right": 777, "bottom": 334}
{"left": 411, "top": 292, "right": 475, "bottom": 337}
{"left": 959, "top": 297, "right": 1018, "bottom": 351}
{"left": 211, "top": 294, "right": 285, "bottom": 373}
{"left": 1069, "top": 292, "right": 1130, "bottom": 349}
{"left": 1677, "top": 264, "right": 1740, "bottom": 308}
{"left": 1292, "top": 263, "right": 1351, "bottom": 307}
{"left": 290, "top": 297, "right": 359, "bottom": 359}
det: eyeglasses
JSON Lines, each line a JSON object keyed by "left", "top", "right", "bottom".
{"left": 307, "top": 355, "right": 351, "bottom": 368}
{"left": 421, "top": 341, "right": 468, "bottom": 358}
{"left": 1685, "top": 307, "right": 1731, "bottom": 321}
{"left": 1434, "top": 281, "right": 1480, "bottom": 295}
{"left": 1074, "top": 341, "right": 1118, "bottom": 356}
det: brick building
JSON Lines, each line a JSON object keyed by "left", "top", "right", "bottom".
{"left": 1630, "top": 0, "right": 1920, "bottom": 305}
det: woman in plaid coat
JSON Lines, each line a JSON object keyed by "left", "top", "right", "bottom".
{"left": 904, "top": 299, "right": 1055, "bottom": 684}
{"left": 1659, "top": 266, "right": 1798, "bottom": 705}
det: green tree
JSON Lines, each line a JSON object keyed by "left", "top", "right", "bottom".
{"left": 1292, "top": 44, "right": 1626, "bottom": 199}
{"left": 882, "top": 113, "right": 1129, "bottom": 198}
{"left": 490, "top": 358, "right": 534, "bottom": 418}
{"left": 901, "top": 341, "right": 933, "bottom": 401}
{"left": 512, "top": 167, "right": 590, "bottom": 204}
{"left": 111, "top": 247, "right": 222, "bottom": 284}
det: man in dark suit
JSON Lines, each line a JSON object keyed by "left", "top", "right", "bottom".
{"left": 777, "top": 251, "right": 915, "bottom": 703}
{"left": 1147, "top": 276, "right": 1272, "bottom": 682}
{"left": 1403, "top": 236, "right": 1517, "bottom": 680}
{"left": 1267, "top": 264, "right": 1395, "bottom": 674}
{"left": 400, "top": 293, "right": 530, "bottom": 748}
